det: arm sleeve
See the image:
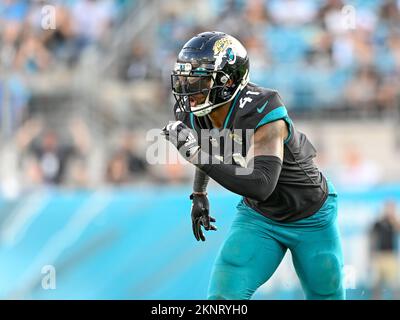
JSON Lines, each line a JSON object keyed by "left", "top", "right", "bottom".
{"left": 197, "top": 155, "right": 282, "bottom": 202}
{"left": 193, "top": 167, "right": 210, "bottom": 193}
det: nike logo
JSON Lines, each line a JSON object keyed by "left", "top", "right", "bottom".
{"left": 257, "top": 100, "right": 269, "bottom": 113}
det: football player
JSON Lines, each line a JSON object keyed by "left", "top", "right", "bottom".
{"left": 162, "top": 31, "right": 344, "bottom": 300}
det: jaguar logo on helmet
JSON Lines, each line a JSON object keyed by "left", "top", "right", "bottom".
{"left": 213, "top": 37, "right": 232, "bottom": 56}
{"left": 213, "top": 38, "right": 237, "bottom": 67}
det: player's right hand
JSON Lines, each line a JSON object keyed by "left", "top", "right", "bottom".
{"left": 190, "top": 193, "right": 217, "bottom": 241}
{"left": 161, "top": 120, "right": 200, "bottom": 162}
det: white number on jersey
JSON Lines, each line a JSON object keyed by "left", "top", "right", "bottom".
{"left": 245, "top": 91, "right": 260, "bottom": 96}
{"left": 239, "top": 97, "right": 253, "bottom": 109}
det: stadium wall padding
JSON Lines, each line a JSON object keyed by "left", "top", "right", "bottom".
{"left": 0, "top": 184, "right": 399, "bottom": 299}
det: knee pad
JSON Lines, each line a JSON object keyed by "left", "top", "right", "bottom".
{"left": 207, "top": 268, "right": 249, "bottom": 300}
{"left": 307, "top": 252, "right": 342, "bottom": 297}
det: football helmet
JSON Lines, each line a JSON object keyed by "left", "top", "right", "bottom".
{"left": 171, "top": 31, "right": 250, "bottom": 117}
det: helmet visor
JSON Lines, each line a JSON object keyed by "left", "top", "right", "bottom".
{"left": 171, "top": 74, "right": 212, "bottom": 95}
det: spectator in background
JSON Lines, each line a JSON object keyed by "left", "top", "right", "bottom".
{"left": 317, "top": 0, "right": 345, "bottom": 34}
{"left": 105, "top": 151, "right": 130, "bottom": 185}
{"left": 345, "top": 66, "right": 380, "bottom": 115}
{"left": 123, "top": 42, "right": 153, "bottom": 82}
{"left": 105, "top": 131, "right": 148, "bottom": 185}
{"left": 14, "top": 30, "right": 51, "bottom": 72}
{"left": 377, "top": 74, "right": 400, "bottom": 116}
{"left": 350, "top": 29, "right": 375, "bottom": 67}
{"left": 16, "top": 117, "right": 91, "bottom": 186}
{"left": 369, "top": 200, "right": 400, "bottom": 299}
{"left": 379, "top": 0, "right": 400, "bottom": 27}
{"left": 0, "top": 19, "right": 20, "bottom": 69}
{"left": 0, "top": 0, "right": 29, "bottom": 70}
{"left": 26, "top": 1, "right": 76, "bottom": 65}
{"left": 118, "top": 131, "right": 148, "bottom": 176}
{"left": 244, "top": 0, "right": 269, "bottom": 27}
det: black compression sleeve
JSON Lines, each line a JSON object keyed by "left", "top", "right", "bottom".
{"left": 197, "top": 155, "right": 282, "bottom": 202}
{"left": 193, "top": 167, "right": 209, "bottom": 193}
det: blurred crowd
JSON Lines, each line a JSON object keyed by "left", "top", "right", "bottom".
{"left": 12, "top": 117, "right": 154, "bottom": 189}
{"left": 0, "top": 0, "right": 157, "bottom": 190}
{"left": 0, "top": 0, "right": 400, "bottom": 190}
{"left": 147, "top": 0, "right": 400, "bottom": 115}
{"left": 0, "top": 0, "right": 132, "bottom": 133}
{"left": 0, "top": 0, "right": 128, "bottom": 71}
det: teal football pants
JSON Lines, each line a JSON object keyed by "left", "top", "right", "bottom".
{"left": 207, "top": 180, "right": 345, "bottom": 300}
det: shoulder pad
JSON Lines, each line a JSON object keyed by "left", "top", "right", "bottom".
{"left": 233, "top": 86, "right": 288, "bottom": 130}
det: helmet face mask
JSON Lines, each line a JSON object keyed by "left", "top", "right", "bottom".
{"left": 171, "top": 32, "right": 250, "bottom": 117}
{"left": 171, "top": 74, "right": 212, "bottom": 98}
{"left": 171, "top": 69, "right": 234, "bottom": 116}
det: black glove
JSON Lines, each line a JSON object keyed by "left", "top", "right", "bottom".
{"left": 161, "top": 120, "right": 200, "bottom": 161}
{"left": 190, "top": 193, "right": 217, "bottom": 241}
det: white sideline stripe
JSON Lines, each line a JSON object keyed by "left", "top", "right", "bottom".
{"left": 7, "top": 190, "right": 112, "bottom": 299}
{"left": 0, "top": 192, "right": 50, "bottom": 247}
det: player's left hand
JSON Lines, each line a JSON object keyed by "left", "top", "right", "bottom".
{"left": 190, "top": 193, "right": 217, "bottom": 241}
{"left": 161, "top": 121, "right": 200, "bottom": 161}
